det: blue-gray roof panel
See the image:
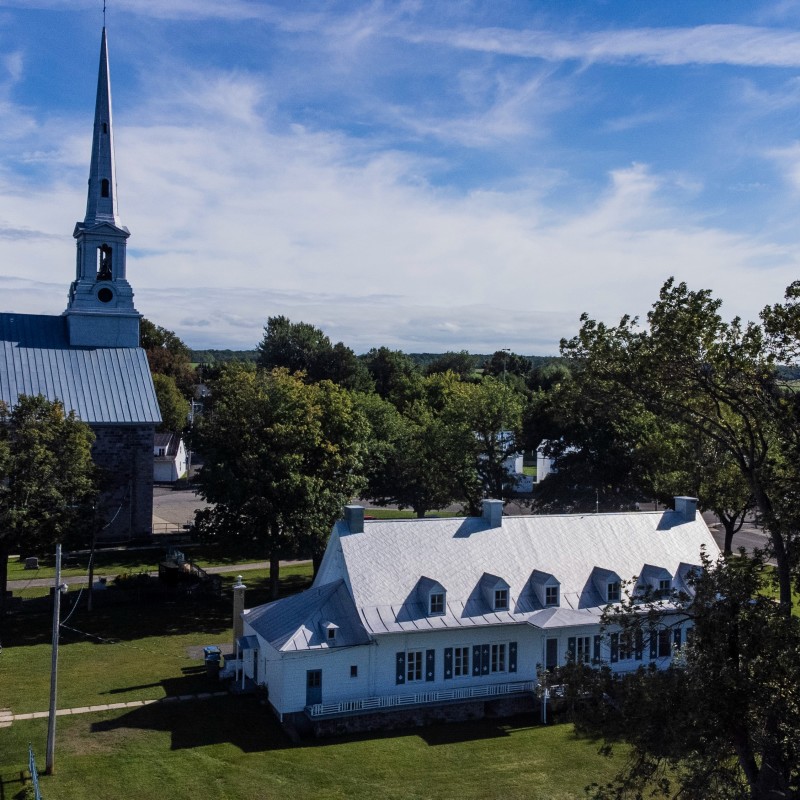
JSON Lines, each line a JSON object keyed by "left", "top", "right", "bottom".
{"left": 0, "top": 312, "right": 161, "bottom": 425}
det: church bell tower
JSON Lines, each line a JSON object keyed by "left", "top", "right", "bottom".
{"left": 64, "top": 27, "right": 140, "bottom": 348}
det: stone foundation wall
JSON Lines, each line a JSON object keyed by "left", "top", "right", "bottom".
{"left": 91, "top": 424, "right": 154, "bottom": 540}
{"left": 299, "top": 694, "right": 537, "bottom": 739}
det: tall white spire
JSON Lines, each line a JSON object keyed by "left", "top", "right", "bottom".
{"left": 64, "top": 25, "right": 139, "bottom": 349}
{"left": 84, "top": 27, "right": 120, "bottom": 226}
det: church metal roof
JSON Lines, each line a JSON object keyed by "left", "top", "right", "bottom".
{"left": 0, "top": 312, "right": 161, "bottom": 425}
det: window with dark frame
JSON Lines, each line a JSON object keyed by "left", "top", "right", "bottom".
{"left": 607, "top": 581, "right": 621, "bottom": 603}
{"left": 406, "top": 650, "right": 423, "bottom": 682}
{"left": 490, "top": 643, "right": 506, "bottom": 672}
{"left": 545, "top": 585, "right": 559, "bottom": 606}
{"left": 350, "top": 665, "right": 358, "bottom": 678}
{"left": 454, "top": 646, "right": 470, "bottom": 677}
{"left": 494, "top": 588, "right": 509, "bottom": 610}
{"left": 429, "top": 592, "right": 445, "bottom": 615}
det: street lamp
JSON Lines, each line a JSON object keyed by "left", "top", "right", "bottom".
{"left": 46, "top": 544, "right": 68, "bottom": 775}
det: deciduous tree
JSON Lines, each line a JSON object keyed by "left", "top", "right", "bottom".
{"left": 0, "top": 396, "right": 96, "bottom": 626}
{"left": 193, "top": 365, "right": 370, "bottom": 595}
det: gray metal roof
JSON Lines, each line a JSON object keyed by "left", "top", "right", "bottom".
{"left": 247, "top": 506, "right": 718, "bottom": 649}
{"left": 0, "top": 312, "right": 160, "bottom": 425}
{"left": 245, "top": 579, "right": 371, "bottom": 652}
{"left": 312, "top": 508, "right": 718, "bottom": 637}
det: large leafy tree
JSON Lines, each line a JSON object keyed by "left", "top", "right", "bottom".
{"left": 0, "top": 395, "right": 97, "bottom": 625}
{"left": 151, "top": 373, "right": 190, "bottom": 433}
{"left": 562, "top": 279, "right": 799, "bottom": 609}
{"left": 359, "top": 393, "right": 467, "bottom": 518}
{"left": 193, "top": 365, "right": 370, "bottom": 595}
{"left": 257, "top": 315, "right": 372, "bottom": 391}
{"left": 571, "top": 553, "right": 800, "bottom": 799}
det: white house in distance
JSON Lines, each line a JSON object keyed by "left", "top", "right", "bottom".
{"left": 237, "top": 496, "right": 717, "bottom": 735}
{"left": 153, "top": 432, "right": 188, "bottom": 483}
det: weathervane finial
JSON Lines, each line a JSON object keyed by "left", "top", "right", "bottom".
{"left": 103, "top": 1, "right": 106, "bottom": 27}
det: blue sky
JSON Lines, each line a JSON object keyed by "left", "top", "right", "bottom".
{"left": 2, "top": 1, "right": 800, "bottom": 353}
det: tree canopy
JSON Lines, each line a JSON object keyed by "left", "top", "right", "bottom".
{"left": 0, "top": 395, "right": 97, "bottom": 625}
{"left": 192, "top": 365, "right": 371, "bottom": 595}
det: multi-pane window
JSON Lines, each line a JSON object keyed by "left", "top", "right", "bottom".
{"left": 658, "top": 579, "right": 671, "bottom": 596}
{"left": 607, "top": 582, "right": 621, "bottom": 603}
{"left": 576, "top": 636, "right": 591, "bottom": 663}
{"left": 545, "top": 585, "right": 559, "bottom": 606}
{"left": 494, "top": 588, "right": 509, "bottom": 610}
{"left": 407, "top": 650, "right": 423, "bottom": 682}
{"left": 429, "top": 592, "right": 445, "bottom": 615}
{"left": 619, "top": 631, "right": 633, "bottom": 660}
{"left": 491, "top": 643, "right": 507, "bottom": 672}
{"left": 454, "top": 646, "right": 470, "bottom": 677}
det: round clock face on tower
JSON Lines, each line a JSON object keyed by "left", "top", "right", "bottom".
{"left": 97, "top": 287, "right": 114, "bottom": 303}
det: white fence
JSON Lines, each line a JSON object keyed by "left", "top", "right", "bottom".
{"left": 308, "top": 680, "right": 536, "bottom": 718}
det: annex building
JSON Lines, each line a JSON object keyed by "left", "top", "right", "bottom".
{"left": 0, "top": 29, "right": 160, "bottom": 540}
{"left": 237, "top": 496, "right": 718, "bottom": 735}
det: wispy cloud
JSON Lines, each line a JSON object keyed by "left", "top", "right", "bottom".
{"left": 417, "top": 25, "right": 800, "bottom": 69}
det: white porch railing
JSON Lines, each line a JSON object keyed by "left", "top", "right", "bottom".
{"left": 307, "top": 680, "right": 536, "bottom": 718}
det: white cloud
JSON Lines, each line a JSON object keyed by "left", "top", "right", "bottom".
{"left": 417, "top": 24, "right": 800, "bottom": 69}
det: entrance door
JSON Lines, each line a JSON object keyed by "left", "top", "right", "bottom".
{"left": 545, "top": 638, "right": 559, "bottom": 671}
{"left": 306, "top": 669, "right": 322, "bottom": 706}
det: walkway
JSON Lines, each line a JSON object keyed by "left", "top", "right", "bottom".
{"left": 0, "top": 691, "right": 229, "bottom": 729}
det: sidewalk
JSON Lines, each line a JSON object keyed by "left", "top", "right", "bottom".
{"left": 0, "top": 691, "right": 229, "bottom": 729}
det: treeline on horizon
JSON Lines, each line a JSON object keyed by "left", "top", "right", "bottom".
{"left": 190, "top": 348, "right": 565, "bottom": 372}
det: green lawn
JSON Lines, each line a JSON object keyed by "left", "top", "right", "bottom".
{"left": 6, "top": 546, "right": 273, "bottom": 583}
{"left": 364, "top": 509, "right": 461, "bottom": 520}
{"left": 4, "top": 708, "right": 621, "bottom": 800}
{"left": 0, "top": 563, "right": 624, "bottom": 799}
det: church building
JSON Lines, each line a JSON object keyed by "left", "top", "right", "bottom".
{"left": 0, "top": 28, "right": 160, "bottom": 540}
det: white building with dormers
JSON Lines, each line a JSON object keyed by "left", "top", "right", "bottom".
{"left": 237, "top": 496, "right": 717, "bottom": 732}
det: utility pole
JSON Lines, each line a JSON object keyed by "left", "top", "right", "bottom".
{"left": 46, "top": 544, "right": 65, "bottom": 774}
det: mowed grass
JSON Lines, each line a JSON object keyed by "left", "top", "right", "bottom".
{"left": 3, "top": 708, "right": 621, "bottom": 800}
{"left": 1, "top": 560, "right": 624, "bottom": 799}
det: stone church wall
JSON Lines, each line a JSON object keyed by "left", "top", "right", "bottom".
{"left": 91, "top": 424, "right": 154, "bottom": 541}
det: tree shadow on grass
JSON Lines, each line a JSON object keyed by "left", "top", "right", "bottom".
{"left": 90, "top": 696, "right": 293, "bottom": 752}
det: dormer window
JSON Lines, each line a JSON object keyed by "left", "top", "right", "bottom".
{"left": 429, "top": 592, "right": 445, "bottom": 615}
{"left": 607, "top": 582, "right": 621, "bottom": 603}
{"left": 416, "top": 577, "right": 446, "bottom": 618}
{"left": 545, "top": 585, "right": 559, "bottom": 607}
{"left": 322, "top": 621, "right": 338, "bottom": 643}
{"left": 591, "top": 567, "right": 622, "bottom": 608}
{"left": 658, "top": 579, "right": 671, "bottom": 596}
{"left": 480, "top": 573, "right": 510, "bottom": 613}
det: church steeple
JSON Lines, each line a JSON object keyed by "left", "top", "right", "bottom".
{"left": 84, "top": 27, "right": 119, "bottom": 227}
{"left": 64, "top": 26, "right": 140, "bottom": 349}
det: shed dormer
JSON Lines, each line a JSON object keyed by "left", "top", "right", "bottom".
{"left": 529, "top": 570, "right": 560, "bottom": 607}
{"left": 636, "top": 565, "right": 672, "bottom": 598}
{"left": 591, "top": 567, "right": 622, "bottom": 604}
{"left": 416, "top": 577, "right": 447, "bottom": 616}
{"left": 479, "top": 573, "right": 510, "bottom": 611}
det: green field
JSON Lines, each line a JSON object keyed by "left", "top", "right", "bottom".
{"left": 1, "top": 559, "right": 624, "bottom": 799}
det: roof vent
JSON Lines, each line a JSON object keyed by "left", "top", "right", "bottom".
{"left": 674, "top": 496, "right": 698, "bottom": 521}
{"left": 482, "top": 499, "right": 503, "bottom": 528}
{"left": 344, "top": 505, "right": 364, "bottom": 534}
